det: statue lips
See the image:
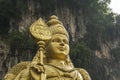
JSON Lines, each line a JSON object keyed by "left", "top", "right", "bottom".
{"left": 58, "top": 47, "right": 65, "bottom": 51}
{"left": 57, "top": 46, "right": 68, "bottom": 56}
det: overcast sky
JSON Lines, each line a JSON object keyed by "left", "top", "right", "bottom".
{"left": 109, "top": 0, "right": 120, "bottom": 14}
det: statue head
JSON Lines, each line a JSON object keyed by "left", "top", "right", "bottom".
{"left": 46, "top": 15, "right": 69, "bottom": 60}
{"left": 45, "top": 15, "right": 73, "bottom": 67}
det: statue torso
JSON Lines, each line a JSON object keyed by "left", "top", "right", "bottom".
{"left": 4, "top": 62, "right": 86, "bottom": 80}
{"left": 45, "top": 64, "right": 83, "bottom": 80}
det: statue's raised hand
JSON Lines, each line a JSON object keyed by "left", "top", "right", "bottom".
{"left": 29, "top": 63, "right": 45, "bottom": 80}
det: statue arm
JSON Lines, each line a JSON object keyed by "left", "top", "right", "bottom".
{"left": 3, "top": 61, "right": 31, "bottom": 80}
{"left": 29, "top": 63, "right": 46, "bottom": 80}
{"left": 4, "top": 63, "right": 46, "bottom": 80}
{"left": 76, "top": 68, "right": 91, "bottom": 80}
{"left": 10, "top": 63, "right": 46, "bottom": 80}
{"left": 4, "top": 70, "right": 30, "bottom": 80}
{"left": 4, "top": 73, "right": 16, "bottom": 80}
{"left": 14, "top": 69, "right": 31, "bottom": 80}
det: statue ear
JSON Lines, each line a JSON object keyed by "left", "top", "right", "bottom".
{"left": 76, "top": 68, "right": 91, "bottom": 80}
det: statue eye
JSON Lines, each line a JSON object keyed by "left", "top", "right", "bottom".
{"left": 63, "top": 39, "right": 69, "bottom": 44}
{"left": 52, "top": 38, "right": 61, "bottom": 42}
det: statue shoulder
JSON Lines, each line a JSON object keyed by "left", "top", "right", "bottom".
{"left": 4, "top": 61, "right": 31, "bottom": 80}
{"left": 76, "top": 68, "right": 91, "bottom": 80}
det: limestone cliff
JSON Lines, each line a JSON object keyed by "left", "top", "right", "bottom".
{"left": 0, "top": 0, "right": 120, "bottom": 80}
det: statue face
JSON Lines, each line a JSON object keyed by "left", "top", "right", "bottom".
{"left": 47, "top": 34, "right": 69, "bottom": 60}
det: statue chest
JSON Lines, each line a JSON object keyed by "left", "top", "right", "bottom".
{"left": 45, "top": 65, "right": 83, "bottom": 80}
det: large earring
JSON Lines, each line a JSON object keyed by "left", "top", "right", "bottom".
{"left": 66, "top": 56, "right": 74, "bottom": 67}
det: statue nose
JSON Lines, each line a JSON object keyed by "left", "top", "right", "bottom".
{"left": 60, "top": 41, "right": 65, "bottom": 46}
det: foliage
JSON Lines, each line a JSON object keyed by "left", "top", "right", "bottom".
{"left": 116, "top": 15, "right": 120, "bottom": 36}
{"left": 0, "top": 0, "right": 27, "bottom": 35}
{"left": 7, "top": 31, "right": 37, "bottom": 55}
{"left": 39, "top": 0, "right": 56, "bottom": 14}
{"left": 70, "top": 41, "right": 94, "bottom": 67}
{"left": 110, "top": 47, "right": 120, "bottom": 62}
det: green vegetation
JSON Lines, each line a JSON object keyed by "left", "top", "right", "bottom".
{"left": 111, "top": 47, "right": 120, "bottom": 61}
{"left": 70, "top": 41, "right": 93, "bottom": 67}
{"left": 7, "top": 31, "right": 37, "bottom": 56}
{"left": 0, "top": 0, "right": 27, "bottom": 35}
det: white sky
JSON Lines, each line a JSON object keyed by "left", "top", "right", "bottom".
{"left": 109, "top": 0, "right": 120, "bottom": 14}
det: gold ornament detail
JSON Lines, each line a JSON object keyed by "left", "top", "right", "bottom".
{"left": 47, "top": 15, "right": 69, "bottom": 39}
{"left": 29, "top": 18, "right": 50, "bottom": 80}
{"left": 30, "top": 18, "right": 51, "bottom": 41}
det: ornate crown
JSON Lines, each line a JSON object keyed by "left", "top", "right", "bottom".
{"left": 30, "top": 15, "right": 69, "bottom": 41}
{"left": 47, "top": 15, "right": 69, "bottom": 39}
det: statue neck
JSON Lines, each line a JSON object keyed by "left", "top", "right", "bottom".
{"left": 47, "top": 59, "right": 65, "bottom": 66}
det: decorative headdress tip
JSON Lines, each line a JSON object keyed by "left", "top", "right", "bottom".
{"left": 47, "top": 15, "right": 69, "bottom": 38}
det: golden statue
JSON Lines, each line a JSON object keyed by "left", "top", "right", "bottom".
{"left": 4, "top": 15, "right": 91, "bottom": 80}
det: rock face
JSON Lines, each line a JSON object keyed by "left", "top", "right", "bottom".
{"left": 0, "top": 0, "right": 120, "bottom": 80}
{"left": 0, "top": 40, "right": 9, "bottom": 79}
{"left": 92, "top": 39, "right": 120, "bottom": 80}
